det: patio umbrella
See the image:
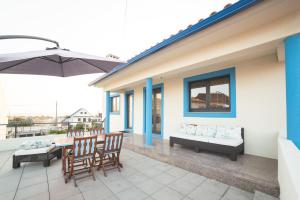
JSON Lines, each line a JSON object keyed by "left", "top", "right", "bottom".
{"left": 0, "top": 35, "right": 124, "bottom": 77}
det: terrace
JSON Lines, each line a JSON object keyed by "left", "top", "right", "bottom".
{"left": 0, "top": 133, "right": 279, "bottom": 200}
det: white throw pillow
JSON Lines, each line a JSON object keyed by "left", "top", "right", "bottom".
{"left": 215, "top": 126, "right": 228, "bottom": 139}
{"left": 195, "top": 125, "right": 206, "bottom": 136}
{"left": 206, "top": 126, "right": 217, "bottom": 137}
{"left": 226, "top": 127, "right": 242, "bottom": 140}
{"left": 183, "top": 123, "right": 197, "bottom": 135}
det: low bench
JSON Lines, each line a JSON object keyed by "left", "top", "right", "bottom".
{"left": 170, "top": 126, "right": 244, "bottom": 161}
{"left": 13, "top": 145, "right": 62, "bottom": 168}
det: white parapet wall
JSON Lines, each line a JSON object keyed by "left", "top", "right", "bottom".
{"left": 0, "top": 81, "right": 8, "bottom": 140}
{"left": 0, "top": 134, "right": 67, "bottom": 152}
{"left": 278, "top": 134, "right": 300, "bottom": 200}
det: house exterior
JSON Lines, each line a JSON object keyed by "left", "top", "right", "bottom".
{"left": 91, "top": 0, "right": 300, "bottom": 159}
{"left": 62, "top": 108, "right": 101, "bottom": 128}
{"left": 0, "top": 81, "right": 7, "bottom": 140}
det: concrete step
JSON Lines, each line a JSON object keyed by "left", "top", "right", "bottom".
{"left": 254, "top": 191, "right": 279, "bottom": 200}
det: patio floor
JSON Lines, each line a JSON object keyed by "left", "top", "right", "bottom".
{"left": 0, "top": 147, "right": 278, "bottom": 200}
{"left": 123, "top": 134, "right": 279, "bottom": 197}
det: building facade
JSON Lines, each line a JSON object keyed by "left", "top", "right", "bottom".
{"left": 62, "top": 108, "right": 101, "bottom": 128}
{"left": 91, "top": 0, "right": 300, "bottom": 160}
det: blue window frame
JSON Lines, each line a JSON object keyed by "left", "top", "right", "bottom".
{"left": 124, "top": 90, "right": 134, "bottom": 132}
{"left": 110, "top": 93, "right": 120, "bottom": 115}
{"left": 183, "top": 67, "right": 236, "bottom": 118}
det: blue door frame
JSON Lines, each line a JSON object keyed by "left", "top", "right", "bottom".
{"left": 124, "top": 90, "right": 134, "bottom": 132}
{"left": 143, "top": 83, "right": 164, "bottom": 139}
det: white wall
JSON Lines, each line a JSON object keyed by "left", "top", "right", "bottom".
{"left": 109, "top": 93, "right": 125, "bottom": 132}
{"left": 106, "top": 54, "right": 286, "bottom": 159}
{"left": 164, "top": 54, "right": 285, "bottom": 159}
{"left": 278, "top": 135, "right": 300, "bottom": 200}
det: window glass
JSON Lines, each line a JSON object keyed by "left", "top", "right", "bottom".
{"left": 189, "top": 75, "right": 230, "bottom": 112}
{"left": 209, "top": 76, "right": 230, "bottom": 110}
{"left": 111, "top": 96, "right": 120, "bottom": 112}
{"left": 190, "top": 81, "right": 207, "bottom": 110}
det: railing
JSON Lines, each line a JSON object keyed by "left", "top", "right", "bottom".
{"left": 0, "top": 121, "right": 104, "bottom": 139}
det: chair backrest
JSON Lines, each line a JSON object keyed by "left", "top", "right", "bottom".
{"left": 90, "top": 128, "right": 103, "bottom": 136}
{"left": 72, "top": 135, "right": 97, "bottom": 159}
{"left": 103, "top": 133, "right": 123, "bottom": 153}
{"left": 67, "top": 130, "right": 84, "bottom": 138}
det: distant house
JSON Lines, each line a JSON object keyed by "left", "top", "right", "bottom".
{"left": 62, "top": 108, "right": 101, "bottom": 128}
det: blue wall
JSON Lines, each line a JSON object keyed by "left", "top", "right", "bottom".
{"left": 105, "top": 91, "right": 110, "bottom": 134}
{"left": 145, "top": 78, "right": 153, "bottom": 145}
{"left": 285, "top": 33, "right": 300, "bottom": 148}
{"left": 143, "top": 83, "right": 164, "bottom": 139}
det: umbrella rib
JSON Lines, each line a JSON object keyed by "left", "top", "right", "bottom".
{"left": 77, "top": 58, "right": 108, "bottom": 73}
{"left": 0, "top": 57, "right": 37, "bottom": 72}
{"left": 62, "top": 58, "right": 76, "bottom": 63}
{"left": 40, "top": 56, "right": 60, "bottom": 63}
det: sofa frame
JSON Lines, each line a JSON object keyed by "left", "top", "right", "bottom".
{"left": 169, "top": 128, "right": 244, "bottom": 161}
{"left": 13, "top": 146, "right": 62, "bottom": 168}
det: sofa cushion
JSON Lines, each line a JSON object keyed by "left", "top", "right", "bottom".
{"left": 19, "top": 140, "right": 52, "bottom": 150}
{"left": 14, "top": 145, "right": 55, "bottom": 156}
{"left": 208, "top": 137, "right": 243, "bottom": 147}
{"left": 171, "top": 132, "right": 209, "bottom": 143}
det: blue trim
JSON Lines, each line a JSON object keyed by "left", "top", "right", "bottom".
{"left": 145, "top": 78, "right": 153, "bottom": 145}
{"left": 124, "top": 90, "right": 134, "bottom": 132}
{"left": 110, "top": 93, "right": 120, "bottom": 115}
{"left": 285, "top": 33, "right": 300, "bottom": 149}
{"left": 183, "top": 67, "right": 236, "bottom": 118}
{"left": 105, "top": 91, "right": 110, "bottom": 134}
{"left": 92, "top": 0, "right": 261, "bottom": 85}
{"left": 143, "top": 83, "right": 164, "bottom": 139}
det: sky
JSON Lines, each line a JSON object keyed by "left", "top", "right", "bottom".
{"left": 0, "top": 0, "right": 237, "bottom": 117}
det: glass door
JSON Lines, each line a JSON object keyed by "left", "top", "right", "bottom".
{"left": 152, "top": 88, "right": 161, "bottom": 134}
{"left": 126, "top": 93, "right": 133, "bottom": 129}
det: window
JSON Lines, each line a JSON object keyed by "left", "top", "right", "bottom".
{"left": 189, "top": 76, "right": 230, "bottom": 112}
{"left": 78, "top": 118, "right": 81, "bottom": 122}
{"left": 88, "top": 118, "right": 91, "bottom": 122}
{"left": 183, "top": 67, "right": 236, "bottom": 118}
{"left": 111, "top": 95, "right": 120, "bottom": 113}
{"left": 83, "top": 118, "right": 86, "bottom": 122}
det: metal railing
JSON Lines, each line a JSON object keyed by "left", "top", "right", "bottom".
{"left": 0, "top": 121, "right": 104, "bottom": 139}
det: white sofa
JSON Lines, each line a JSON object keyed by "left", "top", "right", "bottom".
{"left": 169, "top": 124, "right": 244, "bottom": 161}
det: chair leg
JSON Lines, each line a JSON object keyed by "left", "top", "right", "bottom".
{"left": 116, "top": 153, "right": 121, "bottom": 172}
{"left": 70, "top": 158, "right": 74, "bottom": 178}
{"left": 73, "top": 176, "right": 78, "bottom": 187}
{"left": 97, "top": 154, "right": 103, "bottom": 170}
{"left": 89, "top": 158, "right": 96, "bottom": 181}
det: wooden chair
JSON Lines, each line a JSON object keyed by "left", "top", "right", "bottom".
{"left": 66, "top": 135, "right": 97, "bottom": 186}
{"left": 97, "top": 133, "right": 123, "bottom": 177}
{"left": 90, "top": 128, "right": 103, "bottom": 136}
{"left": 67, "top": 130, "right": 84, "bottom": 137}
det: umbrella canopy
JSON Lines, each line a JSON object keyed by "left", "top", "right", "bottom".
{"left": 0, "top": 47, "right": 124, "bottom": 77}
